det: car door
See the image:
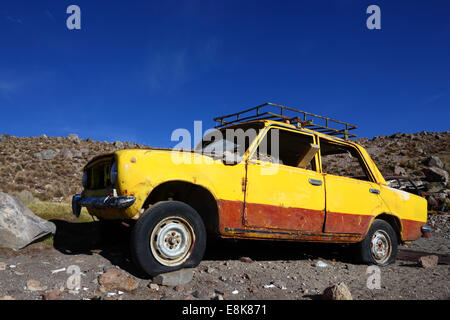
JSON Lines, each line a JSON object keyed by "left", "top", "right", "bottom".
{"left": 319, "top": 138, "right": 384, "bottom": 234}
{"left": 244, "top": 127, "right": 326, "bottom": 232}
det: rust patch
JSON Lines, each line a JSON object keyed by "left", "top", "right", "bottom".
{"left": 324, "top": 212, "right": 373, "bottom": 234}
{"left": 245, "top": 202, "right": 325, "bottom": 233}
{"left": 217, "top": 199, "right": 245, "bottom": 232}
{"left": 216, "top": 199, "right": 363, "bottom": 243}
{"left": 401, "top": 219, "right": 425, "bottom": 241}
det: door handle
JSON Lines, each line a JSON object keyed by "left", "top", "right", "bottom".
{"left": 309, "top": 179, "right": 323, "bottom": 186}
{"left": 369, "top": 188, "right": 380, "bottom": 194}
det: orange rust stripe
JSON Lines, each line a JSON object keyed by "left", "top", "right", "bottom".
{"left": 401, "top": 219, "right": 425, "bottom": 241}
{"left": 216, "top": 199, "right": 425, "bottom": 243}
{"left": 324, "top": 212, "right": 373, "bottom": 234}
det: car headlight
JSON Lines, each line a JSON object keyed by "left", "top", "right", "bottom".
{"left": 110, "top": 162, "right": 118, "bottom": 185}
{"left": 82, "top": 171, "right": 88, "bottom": 188}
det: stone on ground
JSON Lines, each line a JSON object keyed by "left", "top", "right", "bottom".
{"left": 418, "top": 255, "right": 439, "bottom": 268}
{"left": 153, "top": 268, "right": 194, "bottom": 286}
{"left": 322, "top": 282, "right": 353, "bottom": 300}
{"left": 0, "top": 192, "right": 56, "bottom": 250}
{"left": 98, "top": 268, "right": 139, "bottom": 292}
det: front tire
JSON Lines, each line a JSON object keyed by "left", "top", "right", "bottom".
{"left": 130, "top": 201, "right": 206, "bottom": 277}
{"left": 357, "top": 219, "right": 398, "bottom": 266}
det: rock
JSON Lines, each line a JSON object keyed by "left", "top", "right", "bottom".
{"left": 68, "top": 134, "right": 80, "bottom": 143}
{"left": 322, "top": 282, "right": 353, "bottom": 300}
{"left": 0, "top": 262, "right": 6, "bottom": 270}
{"left": 114, "top": 141, "right": 124, "bottom": 148}
{"left": 26, "top": 280, "right": 48, "bottom": 291}
{"left": 33, "top": 149, "right": 58, "bottom": 160}
{"left": 0, "top": 296, "right": 15, "bottom": 300}
{"left": 394, "top": 166, "right": 406, "bottom": 176}
{"left": 72, "top": 150, "right": 83, "bottom": 159}
{"left": 418, "top": 255, "right": 439, "bottom": 268}
{"left": 315, "top": 260, "right": 329, "bottom": 268}
{"left": 61, "top": 148, "right": 73, "bottom": 159}
{"left": 426, "top": 156, "right": 444, "bottom": 169}
{"left": 40, "top": 134, "right": 48, "bottom": 139}
{"left": 80, "top": 148, "right": 90, "bottom": 156}
{"left": 0, "top": 192, "right": 56, "bottom": 249}
{"left": 174, "top": 285, "right": 184, "bottom": 292}
{"left": 98, "top": 268, "right": 139, "bottom": 292}
{"left": 153, "top": 268, "right": 194, "bottom": 286}
{"left": 0, "top": 134, "right": 10, "bottom": 142}
{"left": 422, "top": 167, "right": 449, "bottom": 184}
{"left": 148, "top": 283, "right": 160, "bottom": 291}
{"left": 239, "top": 256, "right": 253, "bottom": 263}
{"left": 42, "top": 290, "right": 63, "bottom": 300}
{"left": 273, "top": 280, "right": 287, "bottom": 290}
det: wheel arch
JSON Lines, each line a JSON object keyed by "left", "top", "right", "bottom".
{"left": 369, "top": 213, "right": 403, "bottom": 244}
{"left": 142, "top": 180, "right": 220, "bottom": 237}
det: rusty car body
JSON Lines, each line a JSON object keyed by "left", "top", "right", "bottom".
{"left": 72, "top": 103, "right": 430, "bottom": 276}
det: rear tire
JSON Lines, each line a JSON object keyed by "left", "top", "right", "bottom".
{"left": 357, "top": 219, "right": 398, "bottom": 266}
{"left": 130, "top": 201, "right": 206, "bottom": 277}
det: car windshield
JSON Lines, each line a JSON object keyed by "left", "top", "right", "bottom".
{"left": 196, "top": 122, "right": 264, "bottom": 157}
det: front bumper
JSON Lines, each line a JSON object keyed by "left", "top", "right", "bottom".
{"left": 421, "top": 225, "right": 432, "bottom": 238}
{"left": 72, "top": 194, "right": 136, "bottom": 217}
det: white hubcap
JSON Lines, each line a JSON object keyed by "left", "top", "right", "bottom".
{"left": 371, "top": 230, "right": 391, "bottom": 264}
{"left": 150, "top": 217, "right": 194, "bottom": 266}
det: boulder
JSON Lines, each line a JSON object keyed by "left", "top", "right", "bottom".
{"left": 394, "top": 166, "right": 406, "bottom": 176}
{"left": 322, "top": 282, "right": 353, "bottom": 300}
{"left": 33, "top": 149, "right": 58, "bottom": 160}
{"left": 113, "top": 141, "right": 124, "bottom": 148}
{"left": 0, "top": 192, "right": 56, "bottom": 250}
{"left": 67, "top": 134, "right": 80, "bottom": 144}
{"left": 422, "top": 167, "right": 449, "bottom": 184}
{"left": 425, "top": 156, "right": 444, "bottom": 169}
{"left": 61, "top": 148, "right": 73, "bottom": 159}
{"left": 0, "top": 134, "right": 10, "bottom": 142}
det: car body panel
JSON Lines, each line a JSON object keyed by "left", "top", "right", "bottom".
{"left": 80, "top": 120, "right": 428, "bottom": 243}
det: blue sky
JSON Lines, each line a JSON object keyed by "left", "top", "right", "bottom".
{"left": 0, "top": 0, "right": 449, "bottom": 147}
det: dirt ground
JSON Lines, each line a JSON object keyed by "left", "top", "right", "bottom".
{"left": 0, "top": 215, "right": 449, "bottom": 301}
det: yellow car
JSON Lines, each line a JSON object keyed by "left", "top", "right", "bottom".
{"left": 72, "top": 103, "right": 430, "bottom": 276}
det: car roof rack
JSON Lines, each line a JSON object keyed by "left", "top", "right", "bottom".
{"left": 214, "top": 102, "right": 358, "bottom": 140}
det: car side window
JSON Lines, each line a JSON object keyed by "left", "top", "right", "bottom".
{"left": 320, "top": 139, "right": 372, "bottom": 181}
{"left": 252, "top": 128, "right": 317, "bottom": 171}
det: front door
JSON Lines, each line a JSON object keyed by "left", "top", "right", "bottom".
{"left": 244, "top": 127, "right": 326, "bottom": 232}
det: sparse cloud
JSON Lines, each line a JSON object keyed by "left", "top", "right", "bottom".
{"left": 5, "top": 15, "right": 23, "bottom": 24}
{"left": 147, "top": 37, "right": 221, "bottom": 94}
{"left": 0, "top": 80, "right": 20, "bottom": 99}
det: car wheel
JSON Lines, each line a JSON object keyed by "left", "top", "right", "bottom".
{"left": 130, "top": 201, "right": 206, "bottom": 277}
{"left": 357, "top": 219, "right": 398, "bottom": 266}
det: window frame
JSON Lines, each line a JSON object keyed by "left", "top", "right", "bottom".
{"left": 247, "top": 124, "right": 321, "bottom": 173}
{"left": 318, "top": 137, "right": 376, "bottom": 183}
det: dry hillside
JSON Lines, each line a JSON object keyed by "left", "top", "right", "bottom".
{"left": 0, "top": 131, "right": 448, "bottom": 209}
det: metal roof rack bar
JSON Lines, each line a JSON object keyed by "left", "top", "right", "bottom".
{"left": 214, "top": 102, "right": 358, "bottom": 140}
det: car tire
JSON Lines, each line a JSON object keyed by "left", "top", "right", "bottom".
{"left": 357, "top": 219, "right": 398, "bottom": 266}
{"left": 130, "top": 201, "right": 206, "bottom": 277}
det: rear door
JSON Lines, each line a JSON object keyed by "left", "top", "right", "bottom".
{"left": 244, "top": 127, "right": 326, "bottom": 232}
{"left": 319, "top": 138, "right": 384, "bottom": 234}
